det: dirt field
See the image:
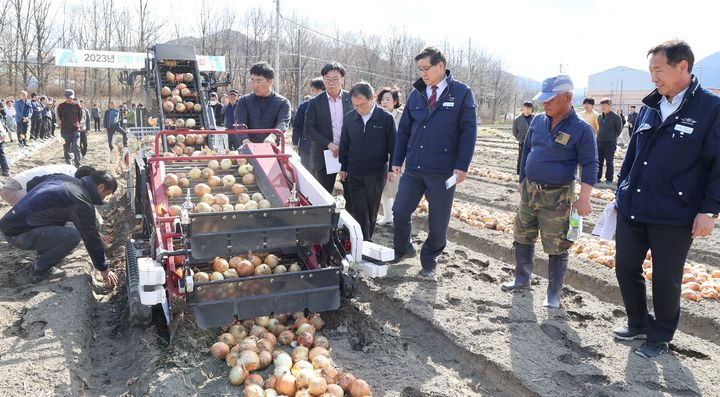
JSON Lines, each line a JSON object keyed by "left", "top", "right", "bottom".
{"left": 0, "top": 127, "right": 718, "bottom": 396}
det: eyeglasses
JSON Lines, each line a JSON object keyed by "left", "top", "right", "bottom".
{"left": 416, "top": 64, "right": 435, "bottom": 73}
{"left": 250, "top": 79, "right": 268, "bottom": 85}
{"left": 323, "top": 77, "right": 342, "bottom": 84}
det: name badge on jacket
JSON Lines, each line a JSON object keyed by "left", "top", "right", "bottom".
{"left": 674, "top": 124, "right": 694, "bottom": 135}
{"left": 555, "top": 132, "right": 570, "bottom": 145}
{"left": 442, "top": 102, "right": 454, "bottom": 108}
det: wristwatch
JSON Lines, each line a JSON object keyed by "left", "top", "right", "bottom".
{"left": 704, "top": 213, "right": 719, "bottom": 218}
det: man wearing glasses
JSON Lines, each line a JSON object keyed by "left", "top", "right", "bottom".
{"left": 234, "top": 62, "right": 291, "bottom": 147}
{"left": 390, "top": 47, "right": 477, "bottom": 280}
{"left": 304, "top": 62, "right": 353, "bottom": 198}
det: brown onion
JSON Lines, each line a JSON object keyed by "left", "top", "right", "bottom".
{"left": 258, "top": 350, "right": 272, "bottom": 369}
{"left": 249, "top": 255, "right": 262, "bottom": 267}
{"left": 238, "top": 350, "right": 260, "bottom": 371}
{"left": 313, "top": 335, "right": 329, "bottom": 349}
{"left": 275, "top": 372, "right": 297, "bottom": 395}
{"left": 250, "top": 325, "right": 267, "bottom": 338}
{"left": 228, "top": 365, "right": 248, "bottom": 385}
{"left": 264, "top": 332, "right": 277, "bottom": 347}
{"left": 236, "top": 260, "right": 254, "bottom": 276}
{"left": 297, "top": 332, "right": 314, "bottom": 348}
{"left": 194, "top": 183, "right": 211, "bottom": 196}
{"left": 296, "top": 323, "right": 315, "bottom": 336}
{"left": 207, "top": 175, "right": 222, "bottom": 188}
{"left": 232, "top": 183, "right": 247, "bottom": 195}
{"left": 164, "top": 173, "right": 179, "bottom": 186}
{"left": 279, "top": 330, "right": 295, "bottom": 346}
{"left": 229, "top": 324, "right": 247, "bottom": 341}
{"left": 264, "top": 375, "right": 277, "bottom": 389}
{"left": 238, "top": 337, "right": 259, "bottom": 353}
{"left": 337, "top": 373, "right": 356, "bottom": 392}
{"left": 210, "top": 342, "right": 230, "bottom": 360}
{"left": 291, "top": 345, "right": 309, "bottom": 362}
{"left": 254, "top": 264, "right": 271, "bottom": 275}
{"left": 217, "top": 332, "right": 236, "bottom": 347}
{"left": 308, "top": 313, "right": 325, "bottom": 331}
{"left": 242, "top": 384, "right": 264, "bottom": 397}
{"left": 308, "top": 346, "right": 329, "bottom": 361}
{"left": 326, "top": 384, "right": 344, "bottom": 397}
{"left": 321, "top": 367, "right": 339, "bottom": 385}
{"left": 257, "top": 338, "right": 274, "bottom": 352}
{"left": 193, "top": 271, "right": 210, "bottom": 283}
{"left": 349, "top": 379, "right": 371, "bottom": 397}
{"left": 244, "top": 373, "right": 264, "bottom": 387}
{"left": 229, "top": 256, "right": 244, "bottom": 271}
{"left": 255, "top": 316, "right": 270, "bottom": 327}
{"left": 213, "top": 257, "right": 229, "bottom": 273}
{"left": 226, "top": 351, "right": 239, "bottom": 367}
{"left": 295, "top": 368, "right": 315, "bottom": 388}
{"left": 308, "top": 376, "right": 328, "bottom": 395}
{"left": 311, "top": 354, "right": 331, "bottom": 370}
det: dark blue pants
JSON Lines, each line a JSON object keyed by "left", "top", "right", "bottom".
{"left": 4, "top": 226, "right": 82, "bottom": 272}
{"left": 615, "top": 215, "right": 693, "bottom": 342}
{"left": 597, "top": 141, "right": 616, "bottom": 182}
{"left": 107, "top": 124, "right": 128, "bottom": 150}
{"left": 0, "top": 141, "right": 8, "bottom": 173}
{"left": 392, "top": 168, "right": 455, "bottom": 271}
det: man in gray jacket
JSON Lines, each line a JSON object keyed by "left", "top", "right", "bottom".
{"left": 596, "top": 98, "right": 623, "bottom": 184}
{"left": 234, "top": 62, "right": 291, "bottom": 146}
{"left": 512, "top": 101, "right": 534, "bottom": 175}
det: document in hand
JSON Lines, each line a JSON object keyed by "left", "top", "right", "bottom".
{"left": 591, "top": 202, "right": 618, "bottom": 240}
{"left": 323, "top": 150, "right": 341, "bottom": 174}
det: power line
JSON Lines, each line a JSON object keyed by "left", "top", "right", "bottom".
{"left": 279, "top": 15, "right": 417, "bottom": 60}
{"left": 279, "top": 51, "right": 414, "bottom": 84}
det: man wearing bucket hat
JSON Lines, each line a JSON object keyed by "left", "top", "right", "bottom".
{"left": 501, "top": 75, "right": 598, "bottom": 309}
{"left": 56, "top": 89, "right": 83, "bottom": 167}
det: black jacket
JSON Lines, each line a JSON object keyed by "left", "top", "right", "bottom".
{"left": 234, "top": 92, "right": 292, "bottom": 143}
{"left": 292, "top": 99, "right": 310, "bottom": 150}
{"left": 597, "top": 111, "right": 623, "bottom": 142}
{"left": 0, "top": 174, "right": 108, "bottom": 270}
{"left": 303, "top": 91, "right": 353, "bottom": 172}
{"left": 339, "top": 106, "right": 396, "bottom": 176}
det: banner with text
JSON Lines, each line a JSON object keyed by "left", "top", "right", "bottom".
{"left": 54, "top": 49, "right": 226, "bottom": 72}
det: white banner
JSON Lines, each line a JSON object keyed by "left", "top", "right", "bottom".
{"left": 54, "top": 48, "right": 226, "bottom": 72}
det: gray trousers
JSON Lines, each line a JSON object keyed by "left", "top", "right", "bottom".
{"left": 4, "top": 226, "right": 81, "bottom": 272}
{"left": 62, "top": 132, "right": 82, "bottom": 167}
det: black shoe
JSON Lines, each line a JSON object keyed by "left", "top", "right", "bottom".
{"left": 418, "top": 268, "right": 437, "bottom": 281}
{"left": 612, "top": 325, "right": 647, "bottom": 341}
{"left": 1, "top": 170, "right": 9, "bottom": 177}
{"left": 634, "top": 341, "right": 668, "bottom": 359}
{"left": 389, "top": 246, "right": 417, "bottom": 264}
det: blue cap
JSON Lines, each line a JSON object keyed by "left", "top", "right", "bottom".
{"left": 533, "top": 75, "right": 574, "bottom": 102}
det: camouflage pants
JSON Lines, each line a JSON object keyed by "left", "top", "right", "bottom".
{"left": 514, "top": 179, "right": 574, "bottom": 255}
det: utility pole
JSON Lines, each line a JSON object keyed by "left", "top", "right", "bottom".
{"left": 558, "top": 63, "right": 564, "bottom": 74}
{"left": 274, "top": 0, "right": 281, "bottom": 94}
{"left": 295, "top": 28, "right": 302, "bottom": 109}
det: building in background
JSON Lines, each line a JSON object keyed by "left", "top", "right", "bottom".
{"left": 587, "top": 52, "right": 720, "bottom": 114}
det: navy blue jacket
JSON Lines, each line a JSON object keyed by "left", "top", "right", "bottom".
{"left": 617, "top": 76, "right": 720, "bottom": 225}
{"left": 339, "top": 105, "right": 396, "bottom": 176}
{"left": 14, "top": 99, "right": 31, "bottom": 122}
{"left": 520, "top": 110, "right": 598, "bottom": 186}
{"left": 103, "top": 108, "right": 120, "bottom": 129}
{"left": 393, "top": 70, "right": 477, "bottom": 173}
{"left": 223, "top": 102, "right": 238, "bottom": 129}
{"left": 292, "top": 99, "right": 310, "bottom": 151}
{"left": 0, "top": 175, "right": 108, "bottom": 271}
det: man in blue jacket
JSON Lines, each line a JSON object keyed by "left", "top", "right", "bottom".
{"left": 390, "top": 47, "right": 477, "bottom": 279}
{"left": 223, "top": 89, "right": 240, "bottom": 149}
{"left": 612, "top": 40, "right": 720, "bottom": 358}
{"left": 14, "top": 90, "right": 32, "bottom": 147}
{"left": 103, "top": 101, "right": 127, "bottom": 151}
{"left": 501, "top": 75, "right": 597, "bottom": 309}
{"left": 0, "top": 170, "right": 119, "bottom": 287}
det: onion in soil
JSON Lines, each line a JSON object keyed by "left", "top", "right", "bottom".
{"left": 210, "top": 342, "right": 230, "bottom": 360}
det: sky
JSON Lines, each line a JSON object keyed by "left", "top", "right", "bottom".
{"left": 148, "top": 0, "right": 719, "bottom": 87}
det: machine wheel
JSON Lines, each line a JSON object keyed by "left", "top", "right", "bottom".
{"left": 125, "top": 239, "right": 152, "bottom": 327}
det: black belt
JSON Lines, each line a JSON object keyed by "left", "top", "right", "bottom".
{"left": 527, "top": 180, "right": 571, "bottom": 190}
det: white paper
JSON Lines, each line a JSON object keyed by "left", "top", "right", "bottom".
{"left": 445, "top": 174, "right": 457, "bottom": 189}
{"left": 323, "top": 150, "right": 342, "bottom": 174}
{"left": 591, "top": 202, "right": 618, "bottom": 240}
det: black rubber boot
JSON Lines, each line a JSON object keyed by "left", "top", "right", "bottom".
{"left": 544, "top": 252, "right": 569, "bottom": 308}
{"left": 501, "top": 243, "right": 535, "bottom": 291}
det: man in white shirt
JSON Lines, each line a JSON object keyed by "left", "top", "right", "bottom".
{"left": 0, "top": 164, "right": 93, "bottom": 205}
